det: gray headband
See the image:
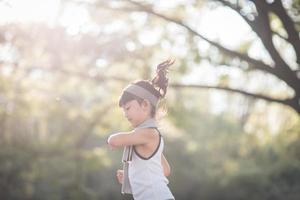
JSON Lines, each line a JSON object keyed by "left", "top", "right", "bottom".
{"left": 124, "top": 84, "right": 158, "bottom": 106}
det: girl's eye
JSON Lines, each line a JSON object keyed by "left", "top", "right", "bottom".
{"left": 126, "top": 107, "right": 130, "bottom": 110}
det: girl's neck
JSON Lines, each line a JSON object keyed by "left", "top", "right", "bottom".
{"left": 134, "top": 117, "right": 156, "bottom": 128}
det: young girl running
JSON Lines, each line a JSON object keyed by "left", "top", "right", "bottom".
{"left": 107, "top": 60, "right": 175, "bottom": 200}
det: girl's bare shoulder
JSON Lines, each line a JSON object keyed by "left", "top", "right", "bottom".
{"left": 134, "top": 128, "right": 159, "bottom": 138}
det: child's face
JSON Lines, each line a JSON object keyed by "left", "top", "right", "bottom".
{"left": 121, "top": 99, "right": 150, "bottom": 127}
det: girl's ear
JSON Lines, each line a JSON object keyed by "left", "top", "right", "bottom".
{"left": 141, "top": 99, "right": 151, "bottom": 110}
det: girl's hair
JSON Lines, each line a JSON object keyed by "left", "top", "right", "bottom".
{"left": 119, "top": 59, "right": 174, "bottom": 117}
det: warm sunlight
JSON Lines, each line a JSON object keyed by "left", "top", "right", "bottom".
{"left": 0, "top": 0, "right": 60, "bottom": 24}
{"left": 0, "top": 0, "right": 250, "bottom": 45}
{"left": 2, "top": 1, "right": 300, "bottom": 199}
{"left": 198, "top": 6, "right": 252, "bottom": 48}
{"left": 0, "top": 0, "right": 100, "bottom": 35}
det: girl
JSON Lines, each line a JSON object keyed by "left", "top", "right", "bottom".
{"left": 107, "top": 60, "right": 175, "bottom": 200}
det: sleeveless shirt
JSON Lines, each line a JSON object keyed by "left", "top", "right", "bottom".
{"left": 128, "top": 128, "right": 175, "bottom": 200}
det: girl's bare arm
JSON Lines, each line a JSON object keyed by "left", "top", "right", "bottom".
{"left": 107, "top": 128, "right": 156, "bottom": 148}
{"left": 161, "top": 153, "right": 171, "bottom": 177}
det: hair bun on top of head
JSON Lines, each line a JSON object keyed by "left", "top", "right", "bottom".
{"left": 118, "top": 59, "right": 174, "bottom": 107}
{"left": 151, "top": 59, "right": 175, "bottom": 98}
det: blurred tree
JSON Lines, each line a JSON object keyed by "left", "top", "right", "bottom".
{"left": 103, "top": 0, "right": 300, "bottom": 115}
{"left": 0, "top": 0, "right": 300, "bottom": 199}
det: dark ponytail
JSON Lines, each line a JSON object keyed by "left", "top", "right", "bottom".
{"left": 151, "top": 59, "right": 174, "bottom": 98}
{"left": 119, "top": 59, "right": 174, "bottom": 116}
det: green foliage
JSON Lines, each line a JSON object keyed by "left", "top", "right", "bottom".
{"left": 1, "top": 66, "right": 300, "bottom": 200}
{"left": 0, "top": 0, "right": 300, "bottom": 199}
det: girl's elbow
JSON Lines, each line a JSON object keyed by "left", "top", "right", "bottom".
{"left": 164, "top": 168, "right": 171, "bottom": 177}
{"left": 165, "top": 171, "right": 170, "bottom": 177}
{"left": 107, "top": 136, "right": 121, "bottom": 147}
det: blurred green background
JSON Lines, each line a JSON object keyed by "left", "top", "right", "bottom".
{"left": 1, "top": 0, "right": 300, "bottom": 199}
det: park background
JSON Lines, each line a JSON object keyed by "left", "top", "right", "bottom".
{"left": 0, "top": 0, "right": 300, "bottom": 199}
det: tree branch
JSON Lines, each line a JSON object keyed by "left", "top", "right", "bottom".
{"left": 216, "top": 0, "right": 300, "bottom": 94}
{"left": 270, "top": 0, "right": 300, "bottom": 65}
{"left": 249, "top": 0, "right": 300, "bottom": 93}
{"left": 25, "top": 66, "right": 288, "bottom": 103}
{"left": 170, "top": 82, "right": 291, "bottom": 105}
{"left": 123, "top": 0, "right": 276, "bottom": 75}
{"left": 271, "top": 30, "right": 288, "bottom": 41}
{"left": 23, "top": 65, "right": 299, "bottom": 114}
{"left": 215, "top": 1, "right": 289, "bottom": 43}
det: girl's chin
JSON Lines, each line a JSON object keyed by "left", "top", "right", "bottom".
{"left": 128, "top": 120, "right": 136, "bottom": 127}
{"left": 130, "top": 121, "right": 139, "bottom": 128}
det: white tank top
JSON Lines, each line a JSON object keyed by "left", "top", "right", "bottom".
{"left": 128, "top": 128, "right": 175, "bottom": 200}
